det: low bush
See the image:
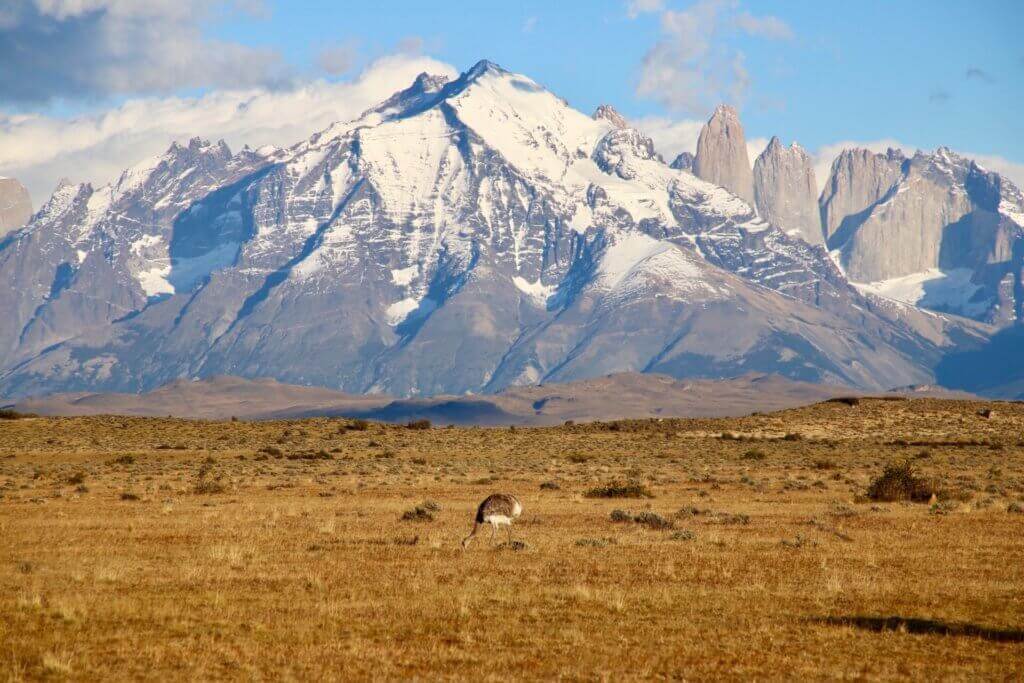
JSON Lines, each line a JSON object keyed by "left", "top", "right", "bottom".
{"left": 585, "top": 481, "right": 654, "bottom": 499}
{"left": 867, "top": 461, "right": 939, "bottom": 503}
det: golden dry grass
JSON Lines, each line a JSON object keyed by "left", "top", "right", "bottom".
{"left": 1, "top": 397, "right": 1023, "bottom": 680}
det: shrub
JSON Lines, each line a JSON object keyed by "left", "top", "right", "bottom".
{"left": 741, "top": 448, "right": 766, "bottom": 461}
{"left": 867, "top": 461, "right": 938, "bottom": 503}
{"left": 609, "top": 509, "right": 633, "bottom": 522}
{"left": 193, "top": 478, "right": 227, "bottom": 494}
{"left": 65, "top": 471, "right": 86, "bottom": 485}
{"left": 632, "top": 511, "right": 674, "bottom": 530}
{"left": 401, "top": 505, "right": 435, "bottom": 522}
{"left": 120, "top": 492, "right": 140, "bottom": 501}
{"left": 539, "top": 481, "right": 561, "bottom": 490}
{"left": 348, "top": 419, "right": 370, "bottom": 431}
{"left": 609, "top": 509, "right": 674, "bottom": 530}
{"left": 406, "top": 419, "right": 431, "bottom": 430}
{"left": 585, "top": 481, "right": 654, "bottom": 499}
{"left": 827, "top": 396, "right": 861, "bottom": 406}
{"left": 260, "top": 446, "right": 283, "bottom": 457}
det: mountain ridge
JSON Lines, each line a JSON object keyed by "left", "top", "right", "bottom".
{"left": 0, "top": 60, "right": 1016, "bottom": 400}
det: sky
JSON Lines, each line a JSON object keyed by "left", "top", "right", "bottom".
{"left": 1, "top": 0, "right": 1022, "bottom": 204}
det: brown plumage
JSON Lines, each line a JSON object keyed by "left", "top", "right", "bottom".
{"left": 462, "top": 493, "right": 522, "bottom": 548}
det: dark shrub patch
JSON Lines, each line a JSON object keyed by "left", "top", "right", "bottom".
{"left": 867, "top": 461, "right": 939, "bottom": 502}
{"left": 406, "top": 419, "right": 431, "bottom": 430}
{"left": 585, "top": 481, "right": 654, "bottom": 499}
{"left": 401, "top": 505, "right": 435, "bottom": 522}
{"left": 741, "top": 449, "right": 766, "bottom": 461}
{"left": 827, "top": 396, "right": 861, "bottom": 406}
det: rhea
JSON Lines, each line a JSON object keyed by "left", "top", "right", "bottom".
{"left": 462, "top": 493, "right": 522, "bottom": 548}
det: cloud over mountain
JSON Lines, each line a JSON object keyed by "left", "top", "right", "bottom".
{"left": 0, "top": 0, "right": 286, "bottom": 104}
{"left": 0, "top": 54, "right": 458, "bottom": 202}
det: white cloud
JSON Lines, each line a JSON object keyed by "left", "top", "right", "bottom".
{"left": 626, "top": 0, "right": 664, "bottom": 18}
{"left": 629, "top": 115, "right": 704, "bottom": 161}
{"left": 733, "top": 11, "right": 794, "bottom": 40}
{"left": 0, "top": 54, "right": 459, "bottom": 203}
{"left": 0, "top": 0, "right": 286, "bottom": 104}
{"left": 635, "top": 0, "right": 793, "bottom": 116}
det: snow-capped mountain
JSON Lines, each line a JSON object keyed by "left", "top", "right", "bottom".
{"left": 0, "top": 60, "right": 1007, "bottom": 399}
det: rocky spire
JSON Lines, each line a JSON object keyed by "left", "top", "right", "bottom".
{"left": 593, "top": 104, "right": 629, "bottom": 129}
{"left": 693, "top": 104, "right": 755, "bottom": 206}
{"left": 752, "top": 137, "right": 822, "bottom": 245}
{"left": 0, "top": 177, "right": 33, "bottom": 236}
{"left": 819, "top": 148, "right": 906, "bottom": 246}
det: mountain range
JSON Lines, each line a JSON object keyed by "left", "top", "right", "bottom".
{"left": 1, "top": 60, "right": 1021, "bottom": 400}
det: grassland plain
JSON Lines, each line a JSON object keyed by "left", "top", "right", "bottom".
{"left": 1, "top": 397, "right": 1022, "bottom": 680}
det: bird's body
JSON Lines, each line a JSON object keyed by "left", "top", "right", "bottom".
{"left": 462, "top": 493, "right": 522, "bottom": 548}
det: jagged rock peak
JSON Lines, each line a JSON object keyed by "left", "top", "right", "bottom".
{"left": 753, "top": 136, "right": 821, "bottom": 245}
{"left": 594, "top": 127, "right": 661, "bottom": 179}
{"left": 411, "top": 72, "right": 450, "bottom": 93}
{"left": 670, "top": 151, "right": 695, "bottom": 172}
{"left": 694, "top": 103, "right": 755, "bottom": 206}
{"left": 593, "top": 104, "right": 629, "bottom": 129}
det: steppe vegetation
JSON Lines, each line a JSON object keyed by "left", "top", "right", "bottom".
{"left": 1, "top": 398, "right": 1022, "bottom": 679}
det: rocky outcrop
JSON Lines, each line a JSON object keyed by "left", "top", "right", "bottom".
{"left": 593, "top": 104, "right": 628, "bottom": 129}
{"left": 752, "top": 137, "right": 821, "bottom": 245}
{"left": 693, "top": 105, "right": 755, "bottom": 206}
{"left": 0, "top": 177, "right": 32, "bottom": 236}
{"left": 670, "top": 152, "right": 694, "bottom": 172}
{"left": 820, "top": 147, "right": 1024, "bottom": 324}
{"left": 819, "top": 148, "right": 905, "bottom": 245}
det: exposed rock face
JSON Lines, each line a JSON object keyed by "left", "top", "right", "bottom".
{"left": 821, "top": 147, "right": 1024, "bottom": 324}
{"left": 752, "top": 137, "right": 822, "bottom": 245}
{"left": 670, "top": 152, "right": 694, "bottom": 172}
{"left": 0, "top": 177, "right": 32, "bottom": 236}
{"left": 593, "top": 104, "right": 629, "bottom": 129}
{"left": 819, "top": 148, "right": 905, "bottom": 244}
{"left": 693, "top": 105, "right": 755, "bottom": 207}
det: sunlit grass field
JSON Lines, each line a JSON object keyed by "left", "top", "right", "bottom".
{"left": 1, "top": 397, "right": 1022, "bottom": 679}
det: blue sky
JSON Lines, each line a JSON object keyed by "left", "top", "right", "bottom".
{"left": 2, "top": 0, "right": 1022, "bottom": 202}
{"left": 218, "top": 0, "right": 1023, "bottom": 159}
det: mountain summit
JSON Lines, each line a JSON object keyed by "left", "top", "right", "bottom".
{"left": 0, "top": 60, "right": 1017, "bottom": 399}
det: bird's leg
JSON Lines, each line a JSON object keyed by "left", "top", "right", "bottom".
{"left": 489, "top": 523, "right": 496, "bottom": 545}
{"left": 507, "top": 524, "right": 513, "bottom": 544}
{"left": 461, "top": 522, "right": 479, "bottom": 549}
